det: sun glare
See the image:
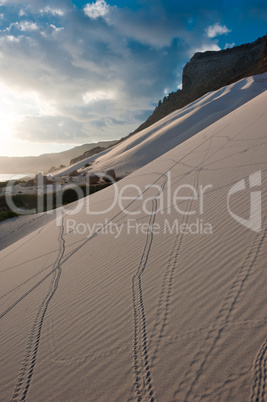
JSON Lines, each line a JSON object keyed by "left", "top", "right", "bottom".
{"left": 0, "top": 111, "right": 13, "bottom": 150}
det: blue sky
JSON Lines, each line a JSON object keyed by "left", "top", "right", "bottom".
{"left": 0, "top": 0, "right": 266, "bottom": 156}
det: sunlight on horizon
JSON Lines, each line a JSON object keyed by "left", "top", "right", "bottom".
{"left": 0, "top": 139, "right": 82, "bottom": 157}
{"left": 0, "top": 93, "right": 81, "bottom": 157}
{"left": 0, "top": 113, "right": 81, "bottom": 157}
{"left": 0, "top": 109, "right": 14, "bottom": 152}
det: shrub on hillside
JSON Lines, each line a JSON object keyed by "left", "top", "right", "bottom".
{"left": 0, "top": 210, "right": 19, "bottom": 222}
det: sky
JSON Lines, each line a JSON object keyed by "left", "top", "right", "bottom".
{"left": 0, "top": 0, "right": 266, "bottom": 157}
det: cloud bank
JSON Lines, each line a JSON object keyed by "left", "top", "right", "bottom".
{"left": 0, "top": 0, "right": 266, "bottom": 151}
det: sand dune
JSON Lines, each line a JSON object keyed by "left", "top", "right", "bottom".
{"left": 0, "top": 77, "right": 267, "bottom": 401}
{"left": 55, "top": 73, "right": 267, "bottom": 178}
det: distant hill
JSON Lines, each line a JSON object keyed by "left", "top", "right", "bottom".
{"left": 0, "top": 141, "right": 116, "bottom": 175}
{"left": 69, "top": 146, "right": 106, "bottom": 165}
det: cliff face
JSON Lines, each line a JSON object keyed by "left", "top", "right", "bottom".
{"left": 182, "top": 35, "right": 266, "bottom": 95}
{"left": 134, "top": 35, "right": 267, "bottom": 134}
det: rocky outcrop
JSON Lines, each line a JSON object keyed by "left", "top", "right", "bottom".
{"left": 134, "top": 35, "right": 267, "bottom": 134}
{"left": 86, "top": 173, "right": 100, "bottom": 185}
{"left": 102, "top": 169, "right": 116, "bottom": 183}
{"left": 69, "top": 170, "right": 79, "bottom": 177}
{"left": 182, "top": 35, "right": 266, "bottom": 95}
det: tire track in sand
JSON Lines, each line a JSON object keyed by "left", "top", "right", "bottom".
{"left": 11, "top": 216, "right": 65, "bottom": 401}
{"left": 251, "top": 338, "right": 267, "bottom": 402}
{"left": 150, "top": 138, "right": 213, "bottom": 366}
{"left": 132, "top": 175, "right": 167, "bottom": 402}
{"left": 175, "top": 213, "right": 267, "bottom": 400}
{"left": 250, "top": 214, "right": 267, "bottom": 402}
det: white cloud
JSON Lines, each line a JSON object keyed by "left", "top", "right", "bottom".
{"left": 40, "top": 24, "right": 64, "bottom": 37}
{"left": 224, "top": 42, "right": 235, "bottom": 49}
{"left": 6, "top": 35, "right": 21, "bottom": 42}
{"left": 7, "top": 20, "right": 38, "bottom": 32}
{"left": 19, "top": 9, "right": 26, "bottom": 17}
{"left": 40, "top": 6, "right": 65, "bottom": 16}
{"left": 50, "top": 24, "right": 64, "bottom": 33}
{"left": 0, "top": 35, "right": 21, "bottom": 44}
{"left": 82, "top": 90, "right": 116, "bottom": 104}
{"left": 205, "top": 23, "right": 231, "bottom": 38}
{"left": 19, "top": 20, "right": 38, "bottom": 31}
{"left": 84, "top": 0, "right": 109, "bottom": 20}
{"left": 190, "top": 43, "right": 221, "bottom": 56}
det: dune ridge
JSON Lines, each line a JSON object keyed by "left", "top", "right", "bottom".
{"left": 54, "top": 73, "right": 267, "bottom": 178}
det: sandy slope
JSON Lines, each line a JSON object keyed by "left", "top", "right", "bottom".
{"left": 54, "top": 73, "right": 267, "bottom": 178}
{"left": 0, "top": 83, "right": 267, "bottom": 401}
{"left": 0, "top": 213, "right": 58, "bottom": 252}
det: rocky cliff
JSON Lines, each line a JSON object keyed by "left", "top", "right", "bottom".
{"left": 182, "top": 35, "right": 266, "bottom": 95}
{"left": 134, "top": 35, "right": 267, "bottom": 134}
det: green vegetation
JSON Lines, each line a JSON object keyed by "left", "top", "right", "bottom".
{"left": 0, "top": 181, "right": 15, "bottom": 188}
{"left": 0, "top": 180, "right": 26, "bottom": 188}
{"left": 0, "top": 183, "right": 112, "bottom": 217}
{"left": 0, "top": 210, "right": 19, "bottom": 223}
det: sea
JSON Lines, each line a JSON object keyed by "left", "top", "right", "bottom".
{"left": 0, "top": 174, "right": 28, "bottom": 182}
